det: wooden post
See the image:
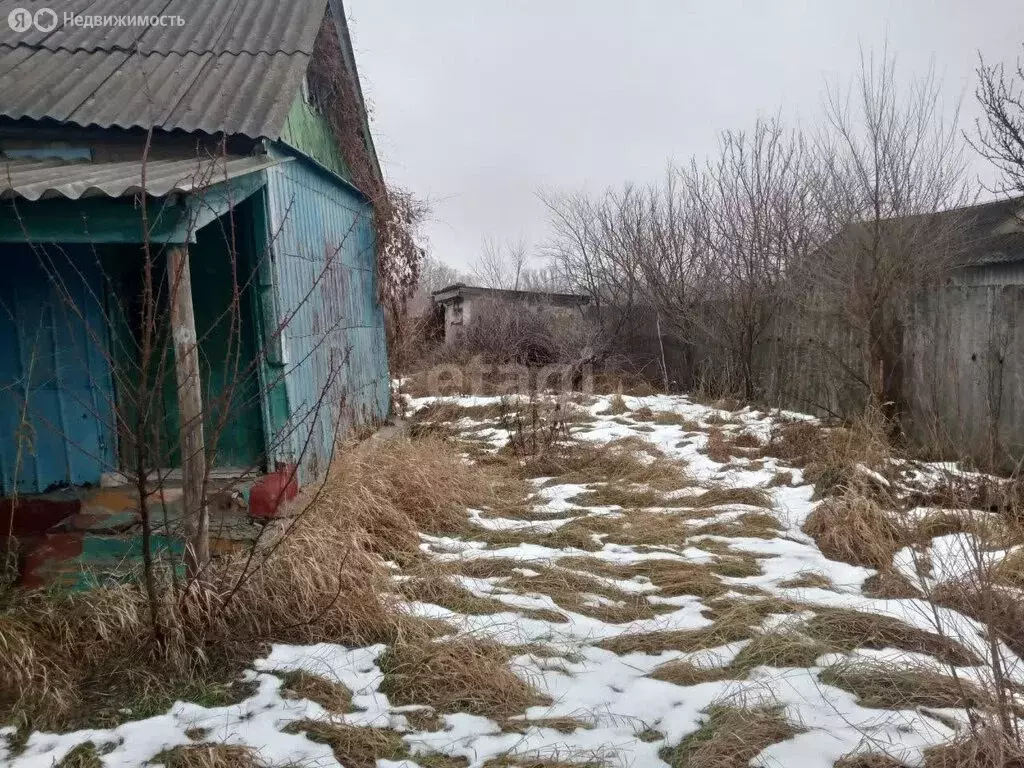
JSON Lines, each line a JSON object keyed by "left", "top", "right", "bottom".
{"left": 167, "top": 245, "right": 209, "bottom": 580}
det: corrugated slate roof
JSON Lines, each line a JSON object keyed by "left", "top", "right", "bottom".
{"left": 0, "top": 0, "right": 328, "bottom": 138}
{"left": 0, "top": 154, "right": 288, "bottom": 200}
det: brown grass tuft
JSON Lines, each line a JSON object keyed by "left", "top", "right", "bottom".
{"left": 285, "top": 721, "right": 408, "bottom": 768}
{"left": 930, "top": 580, "right": 1024, "bottom": 659}
{"left": 279, "top": 670, "right": 353, "bottom": 713}
{"left": 598, "top": 612, "right": 757, "bottom": 655}
{"left": 693, "top": 512, "right": 781, "bottom": 539}
{"left": 819, "top": 661, "right": 984, "bottom": 710}
{"left": 605, "top": 394, "right": 629, "bottom": 415}
{"left": 662, "top": 706, "right": 802, "bottom": 768}
{"left": 778, "top": 572, "right": 834, "bottom": 590}
{"left": 649, "top": 660, "right": 735, "bottom": 686}
{"left": 380, "top": 635, "right": 549, "bottom": 718}
{"left": 510, "top": 438, "right": 690, "bottom": 492}
{"left": 731, "top": 631, "right": 828, "bottom": 672}
{"left": 804, "top": 607, "right": 981, "bottom": 666}
{"left": 155, "top": 745, "right": 266, "bottom": 768}
{"left": 55, "top": 743, "right": 103, "bottom": 768}
{"left": 689, "top": 487, "right": 773, "bottom": 509}
{"left": 802, "top": 493, "right": 907, "bottom": 568}
{"left": 558, "top": 556, "right": 728, "bottom": 599}
{"left": 862, "top": 569, "right": 922, "bottom": 599}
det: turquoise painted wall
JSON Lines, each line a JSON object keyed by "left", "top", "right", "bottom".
{"left": 263, "top": 146, "right": 389, "bottom": 483}
{"left": 0, "top": 244, "right": 117, "bottom": 493}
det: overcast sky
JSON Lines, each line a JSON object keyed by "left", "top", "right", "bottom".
{"left": 344, "top": 0, "right": 1023, "bottom": 271}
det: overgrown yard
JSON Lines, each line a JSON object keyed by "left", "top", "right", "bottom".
{"left": 3, "top": 391, "right": 1024, "bottom": 768}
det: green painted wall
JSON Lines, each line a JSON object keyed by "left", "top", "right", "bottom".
{"left": 279, "top": 92, "right": 349, "bottom": 181}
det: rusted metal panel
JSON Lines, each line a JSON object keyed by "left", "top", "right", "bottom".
{"left": 263, "top": 147, "right": 389, "bottom": 483}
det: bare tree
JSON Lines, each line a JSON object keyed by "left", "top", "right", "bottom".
{"left": 540, "top": 185, "right": 655, "bottom": 376}
{"left": 975, "top": 46, "right": 1024, "bottom": 195}
{"left": 418, "top": 255, "right": 462, "bottom": 295}
{"left": 804, "top": 48, "right": 972, "bottom": 432}
{"left": 472, "top": 237, "right": 530, "bottom": 290}
{"left": 675, "top": 119, "right": 820, "bottom": 399}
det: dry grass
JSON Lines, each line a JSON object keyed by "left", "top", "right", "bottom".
{"left": 54, "top": 743, "right": 103, "bottom": 768}
{"left": 778, "top": 572, "right": 834, "bottom": 589}
{"left": 730, "top": 631, "right": 828, "bottom": 672}
{"left": 930, "top": 580, "right": 1024, "bottom": 659}
{"left": 509, "top": 438, "right": 691, "bottom": 492}
{"left": 818, "top": 661, "right": 984, "bottom": 709}
{"left": 0, "top": 436, "right": 500, "bottom": 735}
{"left": 279, "top": 670, "right": 352, "bottom": 713}
{"left": 335, "top": 436, "right": 532, "bottom": 559}
{"left": 284, "top": 720, "right": 470, "bottom": 768}
{"left": 598, "top": 621, "right": 754, "bottom": 656}
{"left": 380, "top": 635, "right": 549, "bottom": 718}
{"left": 689, "top": 487, "right": 773, "bottom": 509}
{"left": 661, "top": 706, "right": 802, "bottom": 768}
{"left": 500, "top": 716, "right": 593, "bottom": 734}
{"left": 802, "top": 492, "right": 907, "bottom": 568}
{"left": 804, "top": 607, "right": 981, "bottom": 666}
{"left": 558, "top": 556, "right": 728, "bottom": 599}
{"left": 570, "top": 485, "right": 693, "bottom": 509}
{"left": 924, "top": 730, "right": 1024, "bottom": 768}
{"left": 834, "top": 755, "right": 907, "bottom": 768}
{"left": 862, "top": 569, "right": 922, "bottom": 599}
{"left": 604, "top": 394, "right": 630, "bottom": 414}
{"left": 503, "top": 564, "right": 672, "bottom": 623}
{"left": 766, "top": 471, "right": 795, "bottom": 488}
{"left": 692, "top": 512, "right": 781, "bottom": 539}
{"left": 704, "top": 428, "right": 763, "bottom": 464}
{"left": 155, "top": 745, "right": 267, "bottom": 768}
{"left": 649, "top": 660, "right": 736, "bottom": 686}
{"left": 597, "top": 598, "right": 793, "bottom": 655}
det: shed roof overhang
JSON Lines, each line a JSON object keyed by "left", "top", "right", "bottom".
{"left": 0, "top": 154, "right": 287, "bottom": 243}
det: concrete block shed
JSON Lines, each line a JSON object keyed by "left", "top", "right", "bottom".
{"left": 0, "top": 0, "right": 390, "bottom": 586}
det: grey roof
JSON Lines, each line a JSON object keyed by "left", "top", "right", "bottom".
{"left": 432, "top": 283, "right": 591, "bottom": 304}
{"left": 0, "top": 154, "right": 287, "bottom": 200}
{"left": 951, "top": 197, "right": 1024, "bottom": 267}
{"left": 0, "top": 0, "right": 328, "bottom": 139}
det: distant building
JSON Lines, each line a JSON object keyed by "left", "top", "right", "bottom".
{"left": 431, "top": 283, "right": 590, "bottom": 344}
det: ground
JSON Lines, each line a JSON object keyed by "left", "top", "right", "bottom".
{"left": 3, "top": 392, "right": 1021, "bottom": 768}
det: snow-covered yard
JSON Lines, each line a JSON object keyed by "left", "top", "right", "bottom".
{"left": 5, "top": 392, "right": 1021, "bottom": 768}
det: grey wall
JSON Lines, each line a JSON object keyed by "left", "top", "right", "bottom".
{"left": 629, "top": 279, "right": 1023, "bottom": 468}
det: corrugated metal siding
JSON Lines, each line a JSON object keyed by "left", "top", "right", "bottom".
{"left": 263, "top": 148, "right": 389, "bottom": 483}
{"left": 0, "top": 244, "right": 116, "bottom": 493}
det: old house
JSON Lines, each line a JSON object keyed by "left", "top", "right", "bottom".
{"left": 432, "top": 283, "right": 591, "bottom": 345}
{"left": 0, "top": 0, "right": 390, "bottom": 584}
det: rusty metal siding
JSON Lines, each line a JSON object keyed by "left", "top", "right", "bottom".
{"left": 263, "top": 146, "right": 389, "bottom": 483}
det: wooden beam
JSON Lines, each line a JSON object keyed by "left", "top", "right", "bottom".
{"left": 167, "top": 244, "right": 209, "bottom": 579}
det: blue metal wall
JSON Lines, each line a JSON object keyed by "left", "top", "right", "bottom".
{"left": 0, "top": 244, "right": 116, "bottom": 493}
{"left": 263, "top": 147, "right": 390, "bottom": 483}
